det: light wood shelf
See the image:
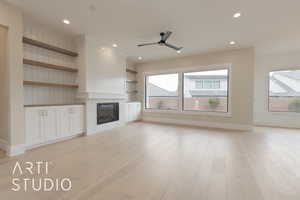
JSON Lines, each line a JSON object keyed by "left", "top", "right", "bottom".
{"left": 23, "top": 59, "right": 78, "bottom": 72}
{"left": 23, "top": 80, "right": 79, "bottom": 88}
{"left": 126, "top": 69, "right": 137, "bottom": 74}
{"left": 126, "top": 80, "right": 138, "bottom": 83}
{"left": 23, "top": 37, "right": 78, "bottom": 57}
{"left": 126, "top": 90, "right": 138, "bottom": 94}
{"left": 24, "top": 103, "right": 85, "bottom": 107}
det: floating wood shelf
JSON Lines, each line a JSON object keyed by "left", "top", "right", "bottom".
{"left": 24, "top": 103, "right": 85, "bottom": 107}
{"left": 23, "top": 37, "right": 78, "bottom": 57}
{"left": 126, "top": 69, "right": 137, "bottom": 74}
{"left": 126, "top": 90, "right": 138, "bottom": 94}
{"left": 23, "top": 81, "right": 79, "bottom": 88}
{"left": 126, "top": 80, "right": 138, "bottom": 83}
{"left": 23, "top": 59, "right": 78, "bottom": 72}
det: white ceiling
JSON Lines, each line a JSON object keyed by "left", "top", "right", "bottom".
{"left": 6, "top": 0, "right": 300, "bottom": 62}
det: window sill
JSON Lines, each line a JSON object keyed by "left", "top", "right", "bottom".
{"left": 143, "top": 109, "right": 232, "bottom": 117}
{"left": 269, "top": 111, "right": 300, "bottom": 116}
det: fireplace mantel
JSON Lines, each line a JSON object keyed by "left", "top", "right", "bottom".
{"left": 77, "top": 92, "right": 126, "bottom": 100}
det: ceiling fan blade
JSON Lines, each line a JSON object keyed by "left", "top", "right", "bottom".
{"left": 164, "top": 43, "right": 183, "bottom": 51}
{"left": 137, "top": 42, "right": 158, "bottom": 47}
{"left": 161, "top": 31, "right": 172, "bottom": 41}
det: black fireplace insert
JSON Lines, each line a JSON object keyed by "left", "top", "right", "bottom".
{"left": 97, "top": 103, "right": 119, "bottom": 125}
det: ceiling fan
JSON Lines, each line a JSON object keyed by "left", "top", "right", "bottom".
{"left": 137, "top": 31, "right": 183, "bottom": 51}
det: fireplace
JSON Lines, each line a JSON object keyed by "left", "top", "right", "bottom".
{"left": 97, "top": 103, "right": 119, "bottom": 125}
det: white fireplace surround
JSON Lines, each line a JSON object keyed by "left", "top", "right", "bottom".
{"left": 78, "top": 92, "right": 127, "bottom": 135}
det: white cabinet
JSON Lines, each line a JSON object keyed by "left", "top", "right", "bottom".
{"left": 25, "top": 109, "right": 43, "bottom": 147}
{"left": 25, "top": 105, "right": 85, "bottom": 148}
{"left": 123, "top": 102, "right": 141, "bottom": 122}
{"left": 69, "top": 106, "right": 84, "bottom": 135}
{"left": 41, "top": 109, "right": 57, "bottom": 142}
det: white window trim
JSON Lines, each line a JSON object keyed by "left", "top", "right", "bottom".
{"left": 143, "top": 64, "right": 232, "bottom": 117}
{"left": 267, "top": 67, "right": 300, "bottom": 115}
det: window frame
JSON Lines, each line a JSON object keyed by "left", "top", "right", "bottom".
{"left": 182, "top": 68, "right": 230, "bottom": 113}
{"left": 143, "top": 64, "right": 232, "bottom": 117}
{"left": 144, "top": 72, "right": 180, "bottom": 111}
{"left": 267, "top": 68, "right": 300, "bottom": 114}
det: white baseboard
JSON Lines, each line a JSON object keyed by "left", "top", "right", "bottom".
{"left": 8, "top": 144, "right": 26, "bottom": 156}
{"left": 0, "top": 139, "right": 25, "bottom": 157}
{"left": 0, "top": 138, "right": 8, "bottom": 153}
{"left": 86, "top": 121, "right": 125, "bottom": 136}
{"left": 26, "top": 133, "right": 83, "bottom": 150}
{"left": 255, "top": 121, "right": 300, "bottom": 129}
{"left": 142, "top": 116, "right": 253, "bottom": 131}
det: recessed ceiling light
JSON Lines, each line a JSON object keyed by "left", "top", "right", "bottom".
{"left": 233, "top": 12, "right": 241, "bottom": 18}
{"left": 112, "top": 44, "right": 118, "bottom": 48}
{"left": 177, "top": 50, "right": 181, "bottom": 54}
{"left": 230, "top": 41, "right": 236, "bottom": 45}
{"left": 138, "top": 56, "right": 143, "bottom": 60}
{"left": 63, "top": 19, "right": 70, "bottom": 24}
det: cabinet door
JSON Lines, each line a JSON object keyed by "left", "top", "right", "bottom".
{"left": 69, "top": 106, "right": 84, "bottom": 135}
{"left": 124, "top": 103, "right": 130, "bottom": 122}
{"left": 56, "top": 107, "right": 70, "bottom": 138}
{"left": 132, "top": 104, "right": 138, "bottom": 121}
{"left": 25, "top": 109, "right": 43, "bottom": 146}
{"left": 136, "top": 103, "right": 142, "bottom": 120}
{"left": 42, "top": 109, "right": 57, "bottom": 142}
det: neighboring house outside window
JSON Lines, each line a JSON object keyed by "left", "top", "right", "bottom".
{"left": 145, "top": 73, "right": 179, "bottom": 110}
{"left": 269, "top": 70, "right": 300, "bottom": 113}
{"left": 195, "top": 80, "right": 203, "bottom": 89}
{"left": 183, "top": 70, "right": 228, "bottom": 112}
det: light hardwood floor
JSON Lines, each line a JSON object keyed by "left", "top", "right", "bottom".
{"left": 0, "top": 122, "right": 300, "bottom": 200}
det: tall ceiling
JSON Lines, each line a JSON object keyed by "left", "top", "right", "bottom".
{"left": 6, "top": 0, "right": 300, "bottom": 62}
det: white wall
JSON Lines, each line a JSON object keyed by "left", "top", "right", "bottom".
{"left": 84, "top": 36, "right": 126, "bottom": 95}
{"left": 136, "top": 48, "right": 255, "bottom": 130}
{"left": 0, "top": 25, "right": 10, "bottom": 149}
{"left": 0, "top": 1, "right": 24, "bottom": 154}
{"left": 254, "top": 47, "right": 300, "bottom": 128}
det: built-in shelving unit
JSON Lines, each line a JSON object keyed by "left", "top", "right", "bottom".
{"left": 23, "top": 59, "right": 78, "bottom": 72}
{"left": 23, "top": 80, "right": 79, "bottom": 88}
{"left": 23, "top": 37, "right": 78, "bottom": 57}
{"left": 23, "top": 24, "right": 80, "bottom": 106}
{"left": 126, "top": 67, "right": 138, "bottom": 101}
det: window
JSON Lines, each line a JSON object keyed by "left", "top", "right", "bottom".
{"left": 213, "top": 80, "right": 221, "bottom": 89}
{"left": 144, "top": 66, "right": 230, "bottom": 114}
{"left": 195, "top": 80, "right": 203, "bottom": 89}
{"left": 145, "top": 73, "right": 179, "bottom": 110}
{"left": 203, "top": 80, "right": 212, "bottom": 89}
{"left": 183, "top": 69, "right": 228, "bottom": 112}
{"left": 196, "top": 80, "right": 221, "bottom": 89}
{"left": 269, "top": 70, "right": 300, "bottom": 113}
